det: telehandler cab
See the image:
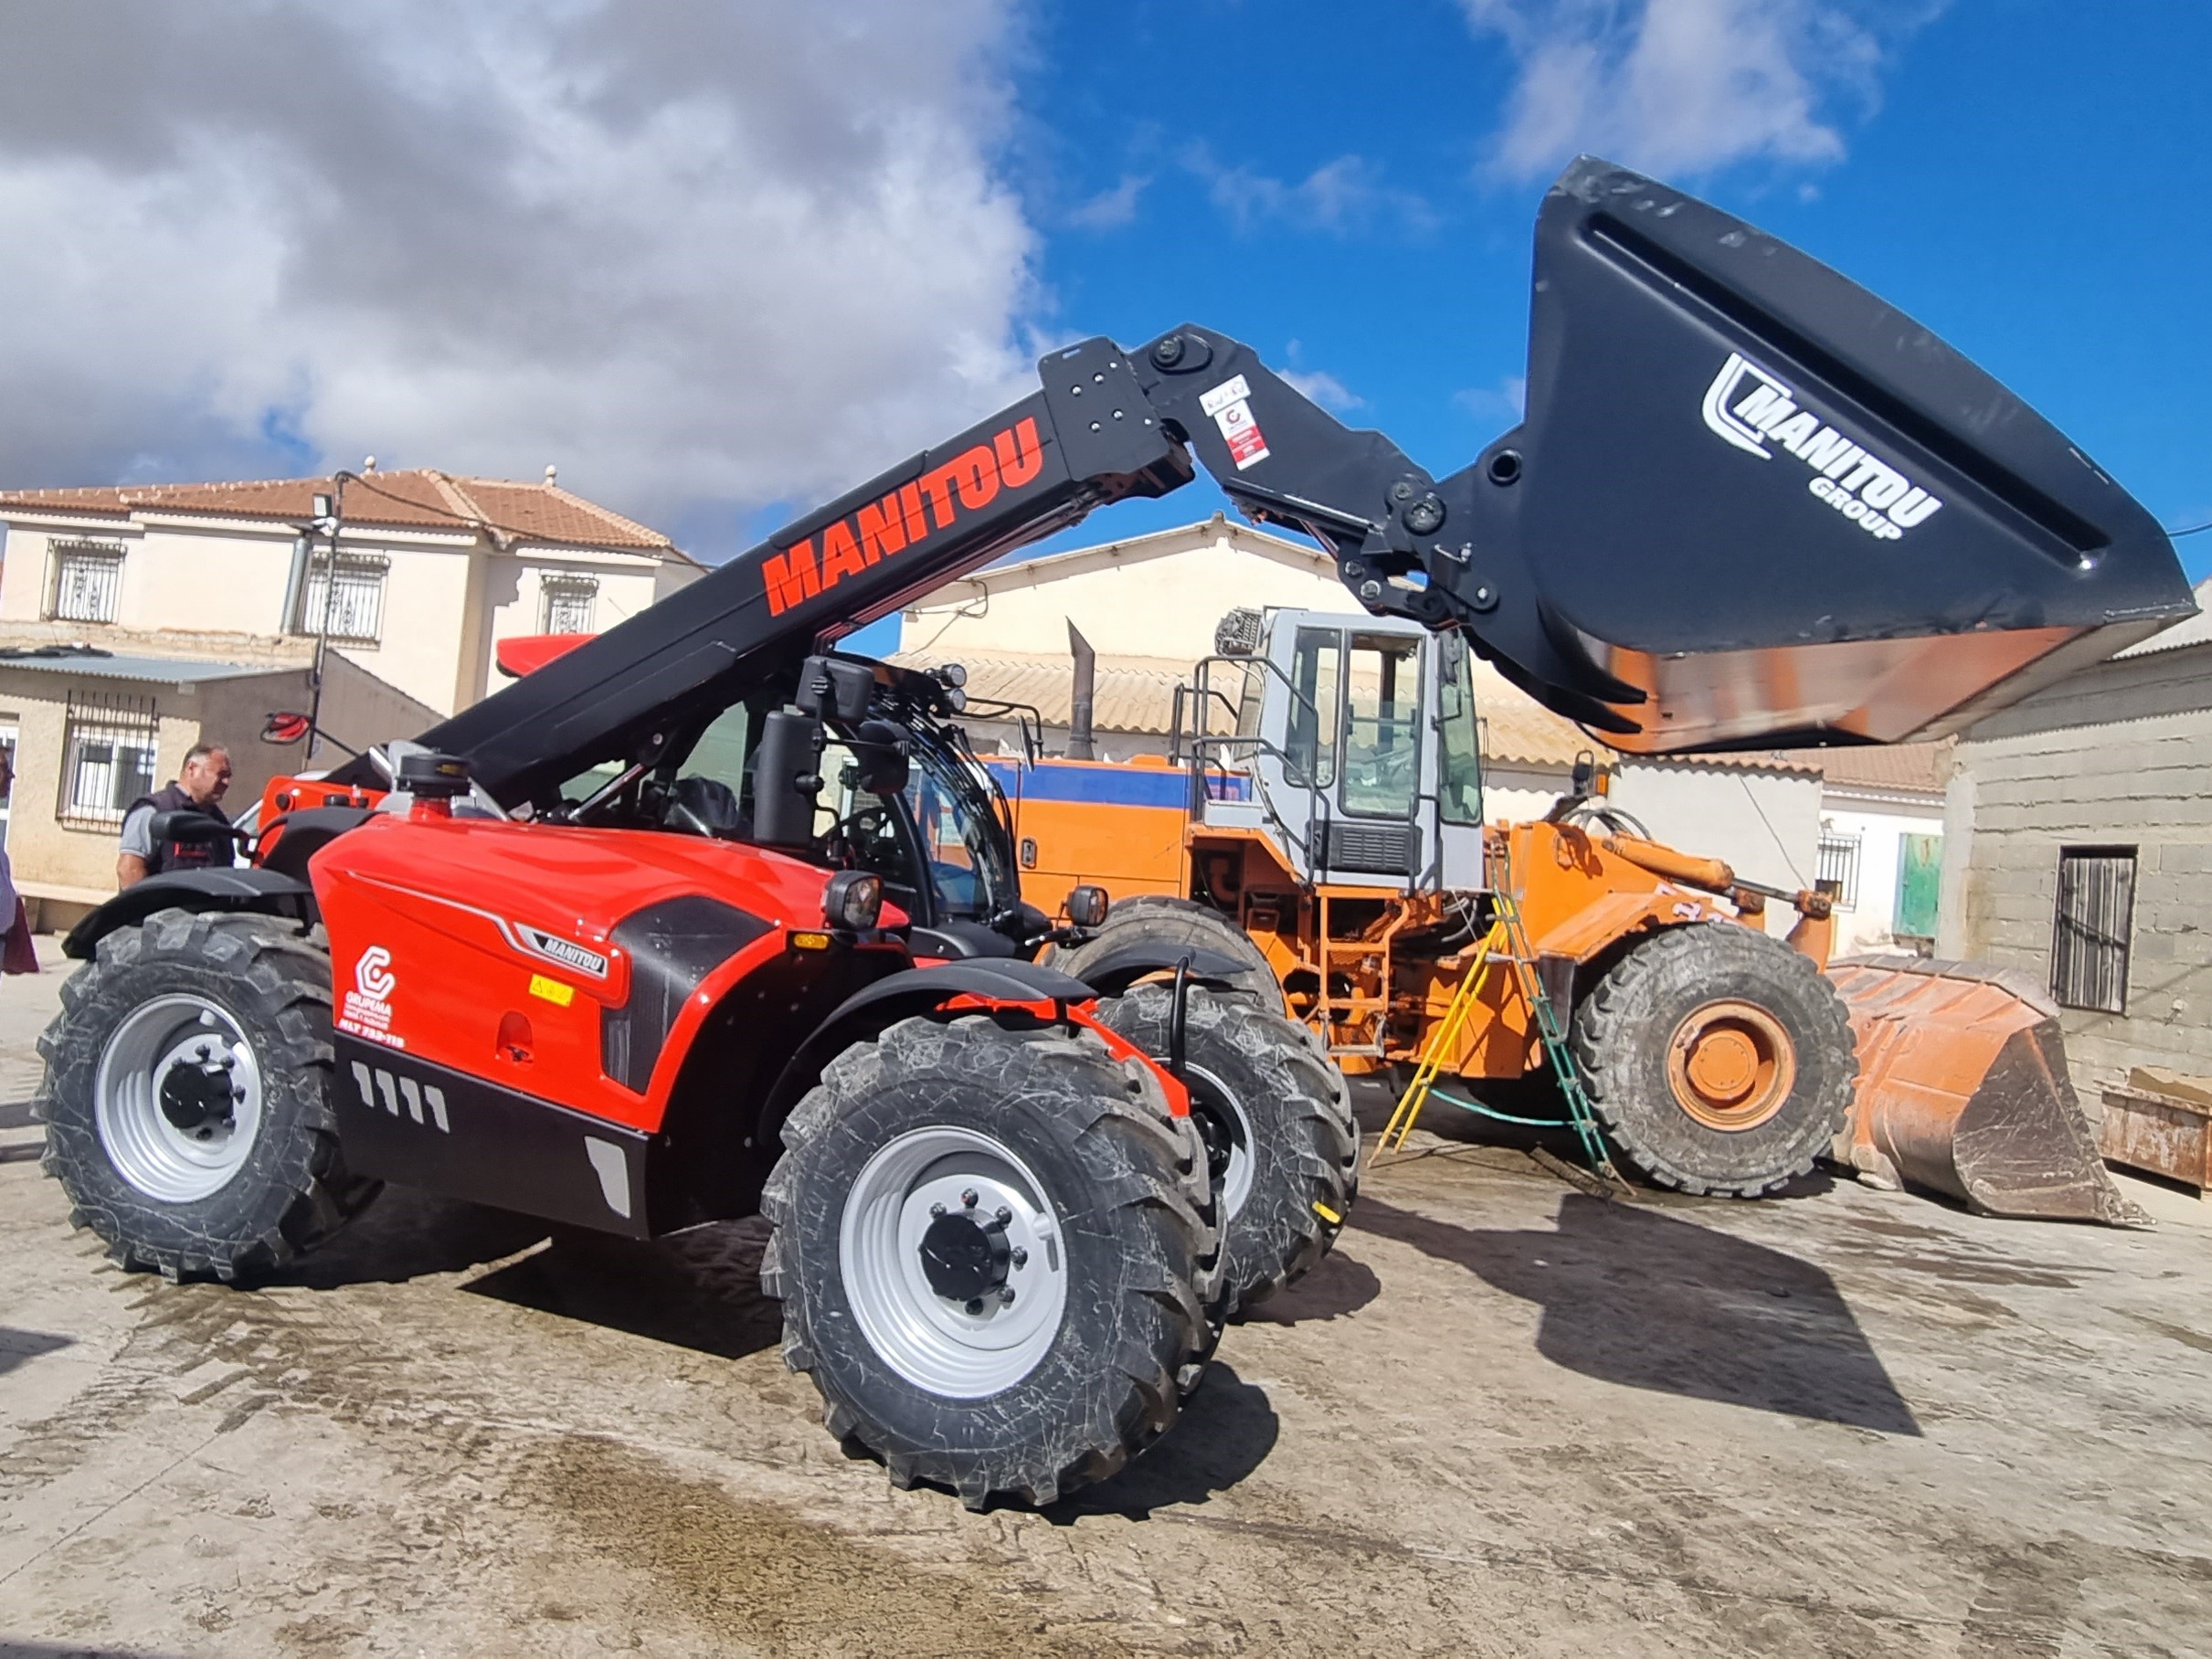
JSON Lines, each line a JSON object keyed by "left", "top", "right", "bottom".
{"left": 35, "top": 157, "right": 2191, "bottom": 1507}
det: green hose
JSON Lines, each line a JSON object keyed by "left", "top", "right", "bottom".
{"left": 1425, "top": 1085, "right": 1568, "bottom": 1129}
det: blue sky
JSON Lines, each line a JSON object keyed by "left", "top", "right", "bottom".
{"left": 2, "top": 2, "right": 2204, "bottom": 660}
{"left": 841, "top": 0, "right": 2212, "bottom": 652}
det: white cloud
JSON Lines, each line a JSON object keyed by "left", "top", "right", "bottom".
{"left": 1454, "top": 376, "right": 1528, "bottom": 423}
{"left": 1278, "top": 368, "right": 1365, "bottom": 413}
{"left": 1461, "top": 0, "right": 1932, "bottom": 181}
{"left": 1187, "top": 149, "right": 1438, "bottom": 237}
{"left": 1065, "top": 174, "right": 1148, "bottom": 230}
{"left": 0, "top": 2, "right": 1039, "bottom": 551}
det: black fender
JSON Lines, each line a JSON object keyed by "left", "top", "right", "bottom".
{"left": 757, "top": 958, "right": 1103, "bottom": 1148}
{"left": 63, "top": 868, "right": 317, "bottom": 961}
{"left": 1050, "top": 939, "right": 1253, "bottom": 999}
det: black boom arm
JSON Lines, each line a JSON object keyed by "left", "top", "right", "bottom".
{"left": 425, "top": 156, "right": 2190, "bottom": 802}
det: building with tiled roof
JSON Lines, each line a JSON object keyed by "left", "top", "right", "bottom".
{"left": 894, "top": 515, "right": 1826, "bottom": 913}
{"left": 0, "top": 463, "right": 699, "bottom": 717}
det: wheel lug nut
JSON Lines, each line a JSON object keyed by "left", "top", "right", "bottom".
{"left": 965, "top": 1298, "right": 985, "bottom": 1316}
{"left": 999, "top": 1286, "right": 1017, "bottom": 1306}
{"left": 961, "top": 1189, "right": 979, "bottom": 1208}
{"left": 1011, "top": 1247, "right": 1028, "bottom": 1268}
{"left": 994, "top": 1207, "right": 1011, "bottom": 1225}
{"left": 929, "top": 1202, "right": 946, "bottom": 1217}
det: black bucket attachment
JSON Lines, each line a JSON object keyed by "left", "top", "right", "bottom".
{"left": 1424, "top": 157, "right": 2196, "bottom": 754}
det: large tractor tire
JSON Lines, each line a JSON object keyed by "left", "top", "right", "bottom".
{"left": 1046, "top": 894, "right": 1281, "bottom": 1007}
{"left": 35, "top": 910, "right": 378, "bottom": 1282}
{"left": 1571, "top": 924, "right": 1857, "bottom": 1198}
{"left": 762, "top": 1014, "right": 1218, "bottom": 1509}
{"left": 1096, "top": 983, "right": 1356, "bottom": 1317}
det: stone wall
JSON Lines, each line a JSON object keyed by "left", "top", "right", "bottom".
{"left": 1942, "top": 641, "right": 2212, "bottom": 1099}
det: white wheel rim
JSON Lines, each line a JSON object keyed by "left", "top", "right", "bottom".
{"left": 839, "top": 1125, "right": 1070, "bottom": 1399}
{"left": 93, "top": 994, "right": 264, "bottom": 1203}
{"left": 1185, "top": 1061, "right": 1256, "bottom": 1221}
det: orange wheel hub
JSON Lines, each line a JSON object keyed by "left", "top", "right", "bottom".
{"left": 1666, "top": 999, "right": 1795, "bottom": 1131}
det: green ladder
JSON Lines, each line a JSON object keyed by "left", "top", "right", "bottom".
{"left": 1490, "top": 872, "right": 1623, "bottom": 1188}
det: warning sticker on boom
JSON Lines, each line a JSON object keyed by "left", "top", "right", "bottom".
{"left": 1200, "top": 375, "right": 1271, "bottom": 470}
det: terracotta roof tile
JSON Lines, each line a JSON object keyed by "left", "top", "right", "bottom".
{"left": 0, "top": 469, "right": 680, "bottom": 555}
{"left": 1781, "top": 738, "right": 1953, "bottom": 795}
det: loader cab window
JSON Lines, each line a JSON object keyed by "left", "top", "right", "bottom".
{"left": 1340, "top": 633, "right": 1422, "bottom": 819}
{"left": 1437, "top": 630, "right": 1483, "bottom": 826}
{"left": 1284, "top": 626, "right": 1340, "bottom": 788}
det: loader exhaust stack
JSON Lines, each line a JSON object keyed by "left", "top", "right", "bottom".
{"left": 1828, "top": 956, "right": 2148, "bottom": 1225}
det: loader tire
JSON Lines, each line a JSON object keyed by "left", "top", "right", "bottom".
{"left": 1096, "top": 982, "right": 1356, "bottom": 1317}
{"left": 1570, "top": 924, "right": 1857, "bottom": 1199}
{"left": 1046, "top": 894, "right": 1281, "bottom": 1008}
{"left": 762, "top": 1014, "right": 1217, "bottom": 1509}
{"left": 35, "top": 909, "right": 378, "bottom": 1283}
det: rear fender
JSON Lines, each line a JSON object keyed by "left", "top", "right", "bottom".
{"left": 63, "top": 869, "right": 316, "bottom": 960}
{"left": 1053, "top": 939, "right": 1254, "bottom": 999}
{"left": 755, "top": 959, "right": 1190, "bottom": 1168}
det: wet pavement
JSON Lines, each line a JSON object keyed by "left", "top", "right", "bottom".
{"left": 1, "top": 943, "right": 2207, "bottom": 1657}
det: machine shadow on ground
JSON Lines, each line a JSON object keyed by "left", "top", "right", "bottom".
{"left": 1035, "top": 1361, "right": 1280, "bottom": 1523}
{"left": 1355, "top": 1191, "right": 1921, "bottom": 1435}
{"left": 1236, "top": 1247, "right": 1382, "bottom": 1326}
{"left": 266, "top": 1183, "right": 551, "bottom": 1290}
{"left": 463, "top": 1217, "right": 783, "bottom": 1362}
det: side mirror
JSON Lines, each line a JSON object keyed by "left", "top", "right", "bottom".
{"left": 262, "top": 711, "right": 312, "bottom": 745}
{"left": 1570, "top": 750, "right": 1596, "bottom": 798}
{"left": 849, "top": 717, "right": 910, "bottom": 796}
{"left": 752, "top": 709, "right": 824, "bottom": 848}
{"left": 796, "top": 655, "right": 874, "bottom": 724}
{"left": 1065, "top": 884, "right": 1110, "bottom": 928}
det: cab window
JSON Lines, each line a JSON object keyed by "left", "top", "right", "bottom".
{"left": 1437, "top": 631, "right": 1483, "bottom": 826}
{"left": 1284, "top": 626, "right": 1340, "bottom": 787}
{"left": 1340, "top": 633, "right": 1422, "bottom": 819}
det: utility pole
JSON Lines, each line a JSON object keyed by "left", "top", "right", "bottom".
{"left": 302, "top": 471, "right": 352, "bottom": 766}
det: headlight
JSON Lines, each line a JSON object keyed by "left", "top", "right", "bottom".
{"left": 938, "top": 662, "right": 968, "bottom": 689}
{"left": 822, "top": 871, "right": 884, "bottom": 931}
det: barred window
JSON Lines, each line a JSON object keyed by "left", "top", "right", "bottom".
{"left": 48, "top": 539, "right": 126, "bottom": 623}
{"left": 293, "top": 553, "right": 388, "bottom": 645}
{"left": 2051, "top": 847, "right": 2135, "bottom": 1014}
{"left": 58, "top": 690, "right": 159, "bottom": 827}
{"left": 539, "top": 573, "right": 598, "bottom": 634}
{"left": 1815, "top": 830, "right": 1862, "bottom": 912}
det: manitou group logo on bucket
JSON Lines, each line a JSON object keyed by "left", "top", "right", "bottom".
{"left": 338, "top": 945, "right": 403, "bottom": 1049}
{"left": 1700, "top": 353, "right": 1943, "bottom": 541}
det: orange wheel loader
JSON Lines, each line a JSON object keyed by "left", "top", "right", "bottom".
{"left": 1026, "top": 603, "right": 2154, "bottom": 1220}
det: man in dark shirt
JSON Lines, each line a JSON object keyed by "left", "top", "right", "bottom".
{"left": 117, "top": 743, "right": 233, "bottom": 889}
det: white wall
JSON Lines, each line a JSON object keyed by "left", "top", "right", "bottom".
{"left": 1610, "top": 761, "right": 1826, "bottom": 938}
{"left": 902, "top": 518, "right": 1348, "bottom": 662}
{"left": 1819, "top": 798, "right": 1944, "bottom": 956}
{"left": 2, "top": 513, "right": 697, "bottom": 718}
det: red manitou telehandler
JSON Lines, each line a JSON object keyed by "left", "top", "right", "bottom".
{"left": 34, "top": 158, "right": 2191, "bottom": 1507}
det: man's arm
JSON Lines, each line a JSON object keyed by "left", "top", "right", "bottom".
{"left": 116, "top": 806, "right": 154, "bottom": 890}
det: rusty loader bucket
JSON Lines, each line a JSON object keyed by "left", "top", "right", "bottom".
{"left": 1826, "top": 956, "right": 2146, "bottom": 1225}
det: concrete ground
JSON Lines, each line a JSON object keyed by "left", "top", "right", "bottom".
{"left": 0, "top": 943, "right": 2207, "bottom": 1658}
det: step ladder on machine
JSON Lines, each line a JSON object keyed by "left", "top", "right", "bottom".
{"left": 1375, "top": 872, "right": 1623, "bottom": 1187}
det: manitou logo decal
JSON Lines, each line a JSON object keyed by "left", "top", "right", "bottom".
{"left": 759, "top": 417, "right": 1046, "bottom": 617}
{"left": 518, "top": 926, "right": 609, "bottom": 979}
{"left": 338, "top": 945, "right": 402, "bottom": 1049}
{"left": 350, "top": 1060, "right": 450, "bottom": 1133}
{"left": 1701, "top": 353, "right": 1943, "bottom": 541}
